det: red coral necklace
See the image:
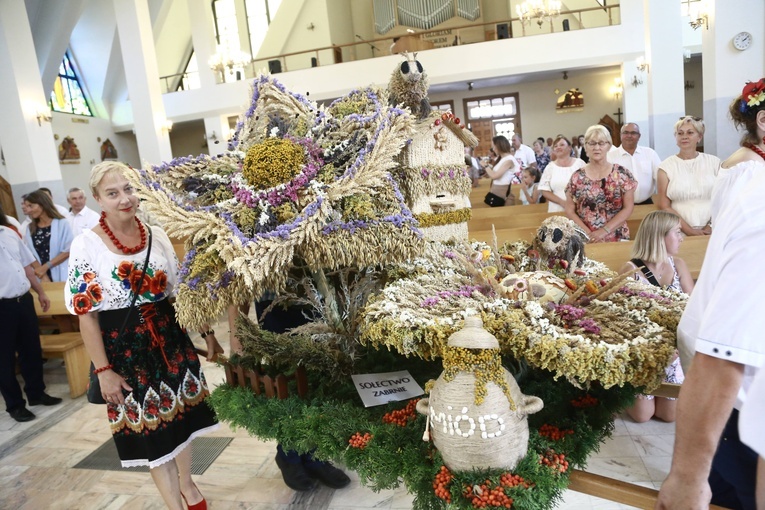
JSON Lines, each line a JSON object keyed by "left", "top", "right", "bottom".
{"left": 744, "top": 142, "right": 765, "bottom": 161}
{"left": 99, "top": 213, "right": 146, "bottom": 254}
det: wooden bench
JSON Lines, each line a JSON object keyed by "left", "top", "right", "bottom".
{"left": 468, "top": 203, "right": 659, "bottom": 233}
{"left": 585, "top": 235, "right": 709, "bottom": 278}
{"left": 467, "top": 231, "right": 708, "bottom": 278}
{"left": 33, "top": 282, "right": 89, "bottom": 398}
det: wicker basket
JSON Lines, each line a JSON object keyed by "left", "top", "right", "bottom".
{"left": 416, "top": 316, "right": 543, "bottom": 472}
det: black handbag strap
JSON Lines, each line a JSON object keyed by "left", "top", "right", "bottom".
{"left": 115, "top": 227, "right": 153, "bottom": 339}
{"left": 630, "top": 258, "right": 661, "bottom": 287}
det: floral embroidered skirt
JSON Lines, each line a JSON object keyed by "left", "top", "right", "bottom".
{"left": 98, "top": 299, "right": 218, "bottom": 468}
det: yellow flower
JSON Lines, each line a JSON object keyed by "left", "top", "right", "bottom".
{"left": 242, "top": 138, "right": 305, "bottom": 190}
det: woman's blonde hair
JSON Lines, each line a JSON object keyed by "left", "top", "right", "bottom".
{"left": 584, "top": 124, "right": 612, "bottom": 145}
{"left": 89, "top": 161, "right": 134, "bottom": 197}
{"left": 630, "top": 211, "right": 681, "bottom": 264}
{"left": 674, "top": 116, "right": 705, "bottom": 137}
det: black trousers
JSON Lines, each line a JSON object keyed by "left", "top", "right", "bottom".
{"left": 708, "top": 409, "right": 758, "bottom": 510}
{"left": 0, "top": 292, "right": 46, "bottom": 411}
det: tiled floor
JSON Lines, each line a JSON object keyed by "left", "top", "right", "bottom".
{"left": 1, "top": 318, "right": 674, "bottom": 509}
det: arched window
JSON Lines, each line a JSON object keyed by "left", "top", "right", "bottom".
{"left": 49, "top": 52, "right": 93, "bottom": 116}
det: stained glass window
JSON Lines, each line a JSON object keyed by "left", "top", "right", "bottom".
{"left": 49, "top": 52, "right": 93, "bottom": 116}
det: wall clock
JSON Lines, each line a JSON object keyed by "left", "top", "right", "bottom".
{"left": 733, "top": 32, "right": 752, "bottom": 51}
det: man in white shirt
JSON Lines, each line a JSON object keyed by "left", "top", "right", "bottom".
{"left": 656, "top": 167, "right": 765, "bottom": 510}
{"left": 607, "top": 123, "right": 661, "bottom": 204}
{"left": 511, "top": 134, "right": 538, "bottom": 171}
{"left": 0, "top": 225, "right": 59, "bottom": 422}
{"left": 65, "top": 187, "right": 100, "bottom": 236}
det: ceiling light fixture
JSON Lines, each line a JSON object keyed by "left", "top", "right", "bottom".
{"left": 516, "top": 0, "right": 562, "bottom": 28}
{"left": 208, "top": 47, "right": 252, "bottom": 75}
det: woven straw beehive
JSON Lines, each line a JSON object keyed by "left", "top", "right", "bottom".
{"left": 417, "top": 316, "right": 543, "bottom": 472}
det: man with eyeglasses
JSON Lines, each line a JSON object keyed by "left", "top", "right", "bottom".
{"left": 608, "top": 123, "right": 661, "bottom": 205}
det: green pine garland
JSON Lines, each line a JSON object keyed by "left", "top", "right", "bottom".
{"left": 208, "top": 348, "right": 639, "bottom": 510}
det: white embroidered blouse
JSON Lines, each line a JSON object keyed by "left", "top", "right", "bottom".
{"left": 65, "top": 226, "right": 180, "bottom": 315}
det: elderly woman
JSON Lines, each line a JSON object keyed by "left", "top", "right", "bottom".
{"left": 657, "top": 116, "right": 721, "bottom": 236}
{"left": 564, "top": 125, "right": 637, "bottom": 242}
{"left": 22, "top": 190, "right": 73, "bottom": 282}
{"left": 538, "top": 135, "right": 586, "bottom": 212}
{"left": 532, "top": 139, "right": 551, "bottom": 173}
{"left": 65, "top": 162, "right": 219, "bottom": 510}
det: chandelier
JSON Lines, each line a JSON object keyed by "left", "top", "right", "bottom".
{"left": 208, "top": 43, "right": 252, "bottom": 79}
{"left": 516, "top": 0, "right": 562, "bottom": 28}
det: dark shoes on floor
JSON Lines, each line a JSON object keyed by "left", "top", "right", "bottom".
{"left": 274, "top": 453, "right": 351, "bottom": 491}
{"left": 28, "top": 393, "right": 62, "bottom": 406}
{"left": 9, "top": 406, "right": 36, "bottom": 422}
{"left": 274, "top": 453, "right": 316, "bottom": 492}
{"left": 304, "top": 460, "right": 351, "bottom": 489}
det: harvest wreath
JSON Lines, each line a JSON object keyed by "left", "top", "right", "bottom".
{"left": 129, "top": 69, "right": 686, "bottom": 509}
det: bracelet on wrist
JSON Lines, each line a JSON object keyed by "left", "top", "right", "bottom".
{"left": 93, "top": 364, "right": 113, "bottom": 374}
{"left": 200, "top": 329, "right": 215, "bottom": 339}
{"left": 602, "top": 225, "right": 611, "bottom": 234}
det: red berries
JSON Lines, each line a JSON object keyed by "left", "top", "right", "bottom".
{"left": 571, "top": 394, "right": 599, "bottom": 408}
{"left": 433, "top": 465, "right": 454, "bottom": 502}
{"left": 540, "top": 449, "right": 569, "bottom": 473}
{"left": 382, "top": 398, "right": 419, "bottom": 427}
{"left": 539, "top": 424, "right": 574, "bottom": 441}
{"left": 348, "top": 432, "right": 372, "bottom": 449}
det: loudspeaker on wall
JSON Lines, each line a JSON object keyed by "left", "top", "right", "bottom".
{"left": 496, "top": 23, "right": 509, "bottom": 39}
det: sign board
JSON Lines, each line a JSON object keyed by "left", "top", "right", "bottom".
{"left": 351, "top": 370, "right": 424, "bottom": 408}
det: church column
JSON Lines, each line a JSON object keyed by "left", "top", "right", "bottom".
{"left": 113, "top": 0, "right": 173, "bottom": 166}
{"left": 0, "top": 0, "right": 65, "bottom": 201}
{"left": 701, "top": 0, "right": 765, "bottom": 158}
{"left": 643, "top": 0, "right": 685, "bottom": 158}
{"left": 621, "top": 59, "right": 651, "bottom": 150}
{"left": 188, "top": 0, "right": 219, "bottom": 89}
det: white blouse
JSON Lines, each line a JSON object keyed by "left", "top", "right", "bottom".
{"left": 660, "top": 152, "right": 721, "bottom": 229}
{"left": 65, "top": 226, "right": 180, "bottom": 315}
{"left": 537, "top": 158, "right": 586, "bottom": 212}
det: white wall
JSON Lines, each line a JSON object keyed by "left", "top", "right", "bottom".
{"left": 48, "top": 112, "right": 139, "bottom": 200}
{"left": 430, "top": 67, "right": 623, "bottom": 151}
{"left": 169, "top": 120, "right": 208, "bottom": 159}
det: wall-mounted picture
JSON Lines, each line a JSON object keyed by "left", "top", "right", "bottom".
{"left": 100, "top": 138, "right": 118, "bottom": 161}
{"left": 58, "top": 136, "right": 80, "bottom": 163}
{"left": 556, "top": 88, "right": 584, "bottom": 110}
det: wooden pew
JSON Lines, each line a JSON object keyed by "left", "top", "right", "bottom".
{"left": 585, "top": 235, "right": 708, "bottom": 278}
{"left": 467, "top": 232, "right": 708, "bottom": 279}
{"left": 468, "top": 203, "right": 658, "bottom": 233}
{"left": 33, "top": 281, "right": 88, "bottom": 398}
{"left": 469, "top": 218, "right": 645, "bottom": 246}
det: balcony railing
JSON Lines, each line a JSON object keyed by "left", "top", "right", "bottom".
{"left": 159, "top": 4, "right": 619, "bottom": 91}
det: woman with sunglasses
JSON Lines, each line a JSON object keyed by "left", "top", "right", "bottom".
{"left": 657, "top": 116, "right": 721, "bottom": 236}
{"left": 564, "top": 125, "right": 637, "bottom": 242}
